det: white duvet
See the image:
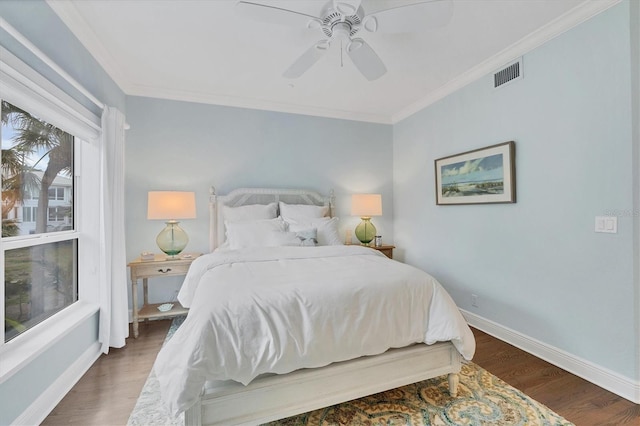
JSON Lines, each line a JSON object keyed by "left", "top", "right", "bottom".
{"left": 153, "top": 245, "right": 475, "bottom": 416}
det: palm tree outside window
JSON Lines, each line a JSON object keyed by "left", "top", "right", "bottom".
{"left": 1, "top": 100, "right": 78, "bottom": 342}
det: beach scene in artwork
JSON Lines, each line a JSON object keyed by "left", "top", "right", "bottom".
{"left": 441, "top": 153, "right": 504, "bottom": 198}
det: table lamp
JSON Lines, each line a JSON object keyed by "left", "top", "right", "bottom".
{"left": 147, "top": 191, "right": 196, "bottom": 259}
{"left": 351, "top": 194, "right": 382, "bottom": 245}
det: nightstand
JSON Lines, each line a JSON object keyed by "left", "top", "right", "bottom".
{"left": 128, "top": 253, "right": 200, "bottom": 338}
{"left": 372, "top": 245, "right": 395, "bottom": 259}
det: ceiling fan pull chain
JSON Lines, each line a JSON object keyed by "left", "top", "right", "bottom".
{"left": 341, "top": 40, "right": 344, "bottom": 67}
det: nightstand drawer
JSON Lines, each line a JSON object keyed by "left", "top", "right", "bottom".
{"left": 132, "top": 262, "right": 191, "bottom": 278}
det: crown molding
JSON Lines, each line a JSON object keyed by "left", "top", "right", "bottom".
{"left": 46, "top": 0, "right": 133, "bottom": 93}
{"left": 128, "top": 84, "right": 394, "bottom": 124}
{"left": 391, "top": 0, "right": 622, "bottom": 124}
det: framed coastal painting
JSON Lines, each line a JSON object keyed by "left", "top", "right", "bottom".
{"left": 434, "top": 141, "right": 516, "bottom": 205}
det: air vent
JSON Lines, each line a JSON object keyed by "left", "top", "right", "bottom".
{"left": 493, "top": 58, "right": 523, "bottom": 89}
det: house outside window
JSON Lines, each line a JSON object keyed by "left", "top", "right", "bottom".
{"left": 1, "top": 100, "right": 78, "bottom": 342}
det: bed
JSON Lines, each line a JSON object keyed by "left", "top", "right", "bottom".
{"left": 153, "top": 187, "right": 475, "bottom": 426}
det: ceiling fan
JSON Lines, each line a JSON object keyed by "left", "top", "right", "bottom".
{"left": 236, "top": 0, "right": 453, "bottom": 81}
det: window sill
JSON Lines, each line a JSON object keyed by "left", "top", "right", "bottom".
{"left": 0, "top": 301, "right": 99, "bottom": 384}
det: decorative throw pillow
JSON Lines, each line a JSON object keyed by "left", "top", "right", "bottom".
{"left": 288, "top": 217, "right": 342, "bottom": 246}
{"left": 294, "top": 228, "right": 318, "bottom": 246}
{"left": 265, "top": 231, "right": 301, "bottom": 247}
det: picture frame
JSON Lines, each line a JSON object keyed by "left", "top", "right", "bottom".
{"left": 434, "top": 141, "right": 516, "bottom": 205}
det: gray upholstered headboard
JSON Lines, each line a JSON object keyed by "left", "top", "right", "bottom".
{"left": 209, "top": 187, "right": 335, "bottom": 252}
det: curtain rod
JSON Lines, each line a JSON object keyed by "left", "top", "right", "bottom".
{"left": 0, "top": 16, "right": 105, "bottom": 111}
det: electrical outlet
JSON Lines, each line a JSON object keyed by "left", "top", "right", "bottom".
{"left": 471, "top": 294, "right": 479, "bottom": 308}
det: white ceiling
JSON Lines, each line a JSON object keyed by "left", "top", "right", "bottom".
{"left": 47, "top": 0, "right": 618, "bottom": 124}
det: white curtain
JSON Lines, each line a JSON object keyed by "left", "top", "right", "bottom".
{"left": 99, "top": 106, "right": 129, "bottom": 353}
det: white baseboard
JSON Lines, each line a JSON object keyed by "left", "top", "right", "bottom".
{"left": 461, "top": 309, "right": 640, "bottom": 404}
{"left": 12, "top": 341, "right": 102, "bottom": 426}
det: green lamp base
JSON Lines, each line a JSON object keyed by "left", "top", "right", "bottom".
{"left": 156, "top": 220, "right": 188, "bottom": 258}
{"left": 355, "top": 217, "right": 376, "bottom": 245}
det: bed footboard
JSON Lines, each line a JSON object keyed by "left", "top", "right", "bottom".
{"left": 185, "top": 342, "right": 461, "bottom": 426}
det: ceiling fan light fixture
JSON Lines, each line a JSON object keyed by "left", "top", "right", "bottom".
{"left": 363, "top": 16, "right": 377, "bottom": 33}
{"left": 331, "top": 21, "right": 352, "bottom": 41}
{"left": 237, "top": 0, "right": 450, "bottom": 81}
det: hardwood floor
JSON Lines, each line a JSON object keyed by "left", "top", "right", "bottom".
{"left": 41, "top": 322, "right": 640, "bottom": 425}
{"left": 41, "top": 320, "right": 171, "bottom": 426}
{"left": 472, "top": 329, "right": 640, "bottom": 426}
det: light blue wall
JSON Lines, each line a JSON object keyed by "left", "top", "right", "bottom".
{"left": 0, "top": 1, "right": 126, "bottom": 423}
{"left": 125, "top": 96, "right": 394, "bottom": 305}
{"left": 632, "top": 0, "right": 640, "bottom": 390}
{"left": 394, "top": 1, "right": 638, "bottom": 380}
{"left": 0, "top": 315, "right": 98, "bottom": 425}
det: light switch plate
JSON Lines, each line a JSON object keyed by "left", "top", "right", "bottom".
{"left": 595, "top": 216, "right": 617, "bottom": 233}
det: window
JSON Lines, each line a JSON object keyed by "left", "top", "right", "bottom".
{"left": 2, "top": 101, "right": 78, "bottom": 342}
{"left": 23, "top": 206, "right": 36, "bottom": 222}
{"left": 48, "top": 187, "right": 65, "bottom": 201}
{"left": 0, "top": 42, "right": 103, "bottom": 381}
{"left": 48, "top": 206, "right": 69, "bottom": 222}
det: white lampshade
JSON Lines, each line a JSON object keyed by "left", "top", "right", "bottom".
{"left": 147, "top": 191, "right": 196, "bottom": 220}
{"left": 351, "top": 194, "right": 382, "bottom": 217}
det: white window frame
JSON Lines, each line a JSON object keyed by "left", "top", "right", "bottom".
{"left": 2, "top": 118, "right": 79, "bottom": 327}
{"left": 0, "top": 46, "right": 102, "bottom": 383}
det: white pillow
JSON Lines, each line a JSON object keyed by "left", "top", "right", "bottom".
{"left": 288, "top": 217, "right": 342, "bottom": 246}
{"left": 225, "top": 218, "right": 287, "bottom": 250}
{"left": 279, "top": 202, "right": 329, "bottom": 222}
{"left": 223, "top": 203, "right": 278, "bottom": 223}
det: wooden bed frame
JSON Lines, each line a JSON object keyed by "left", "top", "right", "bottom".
{"left": 184, "top": 187, "right": 462, "bottom": 426}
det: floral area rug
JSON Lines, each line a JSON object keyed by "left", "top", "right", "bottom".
{"left": 128, "top": 317, "right": 574, "bottom": 426}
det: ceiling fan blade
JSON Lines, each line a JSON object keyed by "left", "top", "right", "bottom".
{"left": 236, "top": 1, "right": 321, "bottom": 28}
{"left": 332, "top": 0, "right": 362, "bottom": 16}
{"left": 364, "top": 0, "right": 454, "bottom": 34}
{"left": 283, "top": 41, "right": 330, "bottom": 79}
{"left": 346, "top": 38, "right": 386, "bottom": 81}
